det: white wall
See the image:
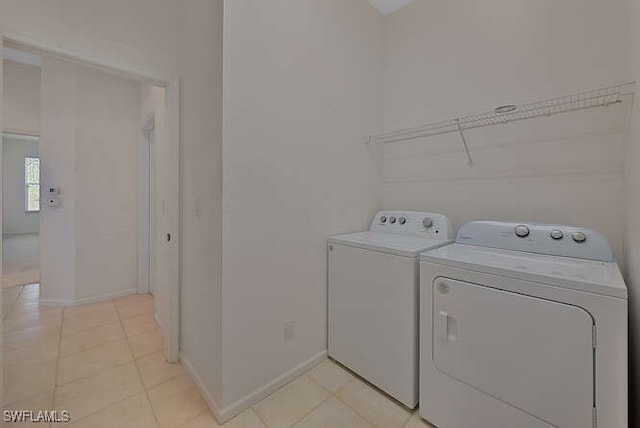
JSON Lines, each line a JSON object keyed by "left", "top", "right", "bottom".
{"left": 626, "top": 0, "right": 640, "bottom": 420}
{"left": 0, "top": 0, "right": 181, "bottom": 79}
{"left": 222, "top": 0, "right": 383, "bottom": 409}
{"left": 180, "top": 0, "right": 223, "bottom": 406}
{"left": 382, "top": 0, "right": 630, "bottom": 263}
{"left": 39, "top": 55, "right": 141, "bottom": 303}
{"left": 73, "top": 64, "right": 140, "bottom": 300}
{"left": 39, "top": 56, "right": 76, "bottom": 302}
{"left": 2, "top": 137, "right": 39, "bottom": 235}
{"left": 2, "top": 59, "right": 40, "bottom": 135}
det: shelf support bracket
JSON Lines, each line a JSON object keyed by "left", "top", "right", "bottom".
{"left": 456, "top": 119, "right": 473, "bottom": 166}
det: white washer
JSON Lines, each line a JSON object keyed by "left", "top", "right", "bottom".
{"left": 419, "top": 221, "right": 627, "bottom": 428}
{"left": 328, "top": 211, "right": 454, "bottom": 408}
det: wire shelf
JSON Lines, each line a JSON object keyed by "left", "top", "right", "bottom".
{"left": 368, "top": 82, "right": 635, "bottom": 165}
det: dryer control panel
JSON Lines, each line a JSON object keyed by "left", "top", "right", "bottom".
{"left": 456, "top": 221, "right": 614, "bottom": 262}
{"left": 370, "top": 211, "right": 454, "bottom": 240}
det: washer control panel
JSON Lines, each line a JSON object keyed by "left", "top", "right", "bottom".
{"left": 456, "top": 221, "right": 614, "bottom": 262}
{"left": 371, "top": 211, "right": 454, "bottom": 240}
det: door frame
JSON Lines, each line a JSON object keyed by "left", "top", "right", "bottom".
{"left": 0, "top": 32, "right": 182, "bottom": 363}
{"left": 138, "top": 114, "right": 155, "bottom": 296}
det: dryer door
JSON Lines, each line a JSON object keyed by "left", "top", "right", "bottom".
{"left": 433, "top": 278, "right": 594, "bottom": 428}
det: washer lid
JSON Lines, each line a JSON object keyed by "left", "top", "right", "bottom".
{"left": 329, "top": 231, "right": 453, "bottom": 258}
{"left": 421, "top": 243, "right": 627, "bottom": 298}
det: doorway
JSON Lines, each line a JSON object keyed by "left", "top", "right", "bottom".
{"left": 0, "top": 37, "right": 181, "bottom": 362}
{"left": 2, "top": 133, "right": 40, "bottom": 293}
{"left": 139, "top": 115, "right": 157, "bottom": 300}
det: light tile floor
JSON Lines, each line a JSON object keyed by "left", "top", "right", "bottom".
{"left": 2, "top": 285, "right": 434, "bottom": 428}
{"left": 3, "top": 234, "right": 40, "bottom": 289}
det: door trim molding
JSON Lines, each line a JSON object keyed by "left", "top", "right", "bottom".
{"left": 1, "top": 31, "right": 182, "bottom": 363}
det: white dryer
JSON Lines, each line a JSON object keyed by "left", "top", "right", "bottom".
{"left": 328, "top": 211, "right": 454, "bottom": 408}
{"left": 419, "top": 221, "right": 627, "bottom": 428}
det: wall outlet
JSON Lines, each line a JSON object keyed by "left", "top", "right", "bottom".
{"left": 284, "top": 320, "right": 295, "bottom": 341}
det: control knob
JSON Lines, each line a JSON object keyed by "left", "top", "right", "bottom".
{"left": 389, "top": 216, "right": 397, "bottom": 224}
{"left": 550, "top": 230, "right": 564, "bottom": 240}
{"left": 572, "top": 232, "right": 587, "bottom": 243}
{"left": 380, "top": 216, "right": 387, "bottom": 223}
{"left": 515, "top": 225, "right": 530, "bottom": 238}
{"left": 423, "top": 218, "right": 433, "bottom": 228}
{"left": 399, "top": 217, "right": 406, "bottom": 225}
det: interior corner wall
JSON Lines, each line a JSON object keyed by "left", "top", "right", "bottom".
{"left": 3, "top": 137, "right": 39, "bottom": 235}
{"left": 221, "top": 0, "right": 383, "bottom": 409}
{"left": 39, "top": 55, "right": 141, "bottom": 304}
{"left": 179, "top": 0, "right": 224, "bottom": 407}
{"left": 2, "top": 59, "right": 40, "bottom": 135}
{"left": 382, "top": 0, "right": 630, "bottom": 264}
{"left": 626, "top": 0, "right": 640, "bottom": 419}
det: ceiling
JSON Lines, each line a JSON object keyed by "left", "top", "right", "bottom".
{"left": 367, "top": 0, "right": 415, "bottom": 16}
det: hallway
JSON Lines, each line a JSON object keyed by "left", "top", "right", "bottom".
{"left": 2, "top": 234, "right": 39, "bottom": 289}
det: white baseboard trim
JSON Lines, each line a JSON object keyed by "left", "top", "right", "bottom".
{"left": 179, "top": 352, "right": 224, "bottom": 421}
{"left": 180, "top": 349, "right": 327, "bottom": 424}
{"left": 40, "top": 288, "right": 138, "bottom": 307}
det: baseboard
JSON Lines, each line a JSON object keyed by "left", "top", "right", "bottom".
{"left": 181, "top": 349, "right": 327, "bottom": 424}
{"left": 179, "top": 352, "right": 224, "bottom": 422}
{"left": 39, "top": 288, "right": 138, "bottom": 306}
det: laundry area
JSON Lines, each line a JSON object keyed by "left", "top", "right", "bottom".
{"left": 1, "top": 0, "right": 639, "bottom": 427}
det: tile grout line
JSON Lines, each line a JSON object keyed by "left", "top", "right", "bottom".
{"left": 2, "top": 292, "right": 163, "bottom": 426}
{"left": 326, "top": 375, "right": 413, "bottom": 428}
{"left": 53, "top": 299, "right": 148, "bottom": 426}
{"left": 116, "top": 296, "right": 162, "bottom": 428}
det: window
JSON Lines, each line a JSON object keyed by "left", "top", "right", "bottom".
{"left": 25, "top": 157, "right": 40, "bottom": 212}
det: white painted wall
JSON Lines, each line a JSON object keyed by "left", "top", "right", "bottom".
{"left": 73, "top": 64, "right": 140, "bottom": 300}
{"left": 2, "top": 59, "right": 40, "bottom": 135}
{"left": 2, "top": 137, "right": 39, "bottom": 235}
{"left": 0, "top": 0, "right": 181, "bottom": 79}
{"left": 625, "top": 0, "right": 640, "bottom": 420}
{"left": 382, "top": 0, "right": 630, "bottom": 264}
{"left": 39, "top": 56, "right": 141, "bottom": 303}
{"left": 39, "top": 56, "right": 76, "bottom": 302}
{"left": 222, "top": 0, "right": 383, "bottom": 409}
{"left": 180, "top": 0, "right": 223, "bottom": 406}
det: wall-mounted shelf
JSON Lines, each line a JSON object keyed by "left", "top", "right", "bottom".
{"left": 368, "top": 82, "right": 635, "bottom": 165}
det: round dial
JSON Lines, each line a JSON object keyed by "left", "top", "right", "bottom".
{"left": 379, "top": 215, "right": 387, "bottom": 223}
{"left": 423, "top": 218, "right": 433, "bottom": 228}
{"left": 398, "top": 217, "right": 406, "bottom": 225}
{"left": 389, "top": 216, "right": 397, "bottom": 224}
{"left": 572, "top": 232, "right": 587, "bottom": 243}
{"left": 550, "top": 230, "right": 564, "bottom": 240}
{"left": 515, "top": 225, "right": 530, "bottom": 238}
